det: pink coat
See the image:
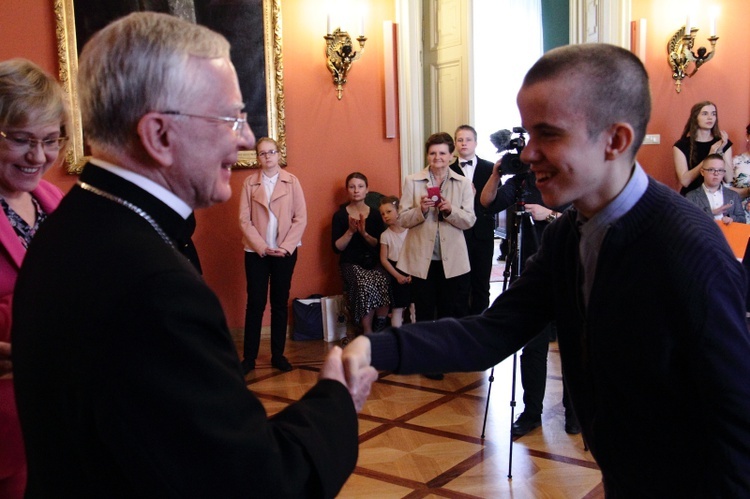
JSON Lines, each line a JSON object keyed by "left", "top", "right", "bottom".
{"left": 0, "top": 180, "right": 64, "bottom": 341}
{"left": 0, "top": 179, "right": 63, "bottom": 498}
{"left": 239, "top": 169, "right": 307, "bottom": 255}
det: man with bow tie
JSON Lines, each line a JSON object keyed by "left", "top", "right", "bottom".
{"left": 449, "top": 125, "right": 496, "bottom": 315}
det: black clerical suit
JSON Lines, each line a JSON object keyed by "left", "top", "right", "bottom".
{"left": 450, "top": 156, "right": 496, "bottom": 314}
{"left": 12, "top": 164, "right": 358, "bottom": 498}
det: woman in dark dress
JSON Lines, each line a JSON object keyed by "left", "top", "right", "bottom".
{"left": 332, "top": 172, "right": 390, "bottom": 333}
{"left": 673, "top": 100, "right": 733, "bottom": 195}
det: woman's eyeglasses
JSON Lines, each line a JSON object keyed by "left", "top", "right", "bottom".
{"left": 0, "top": 130, "right": 68, "bottom": 153}
{"left": 258, "top": 150, "right": 278, "bottom": 158}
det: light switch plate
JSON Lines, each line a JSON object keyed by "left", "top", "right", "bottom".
{"left": 643, "top": 134, "right": 660, "bottom": 145}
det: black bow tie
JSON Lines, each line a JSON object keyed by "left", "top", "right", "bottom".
{"left": 461, "top": 161, "right": 471, "bottom": 168}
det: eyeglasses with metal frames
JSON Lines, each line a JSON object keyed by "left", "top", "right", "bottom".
{"left": 701, "top": 168, "right": 726, "bottom": 175}
{"left": 158, "top": 110, "right": 247, "bottom": 134}
{"left": 0, "top": 130, "right": 68, "bottom": 152}
{"left": 257, "top": 149, "right": 278, "bottom": 158}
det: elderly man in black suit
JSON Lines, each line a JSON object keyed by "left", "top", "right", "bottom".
{"left": 449, "top": 125, "right": 496, "bottom": 315}
{"left": 11, "top": 12, "right": 376, "bottom": 498}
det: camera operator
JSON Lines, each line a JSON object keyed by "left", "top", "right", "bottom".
{"left": 480, "top": 159, "right": 580, "bottom": 437}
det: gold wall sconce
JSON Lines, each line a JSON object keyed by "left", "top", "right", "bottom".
{"left": 667, "top": 16, "right": 719, "bottom": 93}
{"left": 324, "top": 16, "right": 367, "bottom": 100}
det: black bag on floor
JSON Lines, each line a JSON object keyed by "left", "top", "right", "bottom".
{"left": 292, "top": 294, "right": 323, "bottom": 341}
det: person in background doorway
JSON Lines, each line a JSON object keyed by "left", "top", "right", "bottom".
{"left": 449, "top": 125, "right": 496, "bottom": 315}
{"left": 239, "top": 137, "right": 306, "bottom": 373}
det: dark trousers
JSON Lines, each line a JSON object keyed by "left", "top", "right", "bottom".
{"left": 243, "top": 250, "right": 297, "bottom": 361}
{"left": 411, "top": 260, "right": 470, "bottom": 322}
{"left": 465, "top": 233, "right": 494, "bottom": 315}
{"left": 520, "top": 322, "right": 574, "bottom": 417}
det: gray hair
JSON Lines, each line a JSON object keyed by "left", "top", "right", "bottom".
{"left": 523, "top": 43, "right": 651, "bottom": 161}
{"left": 78, "top": 12, "right": 231, "bottom": 149}
{"left": 0, "top": 58, "right": 69, "bottom": 132}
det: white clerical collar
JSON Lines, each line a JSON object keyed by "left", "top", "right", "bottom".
{"left": 89, "top": 158, "right": 192, "bottom": 219}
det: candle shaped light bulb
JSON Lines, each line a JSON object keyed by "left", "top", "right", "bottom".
{"left": 360, "top": 16, "right": 365, "bottom": 37}
{"left": 327, "top": 15, "right": 331, "bottom": 34}
{"left": 710, "top": 15, "right": 717, "bottom": 36}
{"left": 685, "top": 16, "right": 691, "bottom": 33}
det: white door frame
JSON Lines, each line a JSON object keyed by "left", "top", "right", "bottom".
{"left": 394, "top": 0, "right": 631, "bottom": 180}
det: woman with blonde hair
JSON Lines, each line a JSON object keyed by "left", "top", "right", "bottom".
{"left": 239, "top": 137, "right": 306, "bottom": 373}
{"left": 0, "top": 57, "right": 68, "bottom": 499}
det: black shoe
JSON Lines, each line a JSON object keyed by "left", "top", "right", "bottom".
{"left": 241, "top": 359, "right": 255, "bottom": 375}
{"left": 271, "top": 356, "right": 293, "bottom": 372}
{"left": 424, "top": 373, "right": 444, "bottom": 380}
{"left": 511, "top": 412, "right": 542, "bottom": 437}
{"left": 565, "top": 414, "right": 581, "bottom": 435}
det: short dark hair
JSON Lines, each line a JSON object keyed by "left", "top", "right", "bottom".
{"left": 425, "top": 132, "right": 455, "bottom": 155}
{"left": 346, "top": 171, "right": 368, "bottom": 188}
{"left": 704, "top": 153, "right": 725, "bottom": 164}
{"left": 523, "top": 43, "right": 651, "bottom": 161}
{"left": 454, "top": 125, "right": 477, "bottom": 141}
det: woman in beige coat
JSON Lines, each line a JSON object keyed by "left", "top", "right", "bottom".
{"left": 398, "top": 132, "right": 475, "bottom": 326}
{"left": 239, "top": 137, "right": 307, "bottom": 373}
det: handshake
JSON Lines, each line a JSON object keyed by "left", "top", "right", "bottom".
{"left": 318, "top": 336, "right": 375, "bottom": 412}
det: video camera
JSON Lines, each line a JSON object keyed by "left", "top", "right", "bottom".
{"left": 489, "top": 127, "right": 530, "bottom": 176}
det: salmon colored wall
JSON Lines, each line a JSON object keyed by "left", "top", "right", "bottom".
{"left": 631, "top": 0, "right": 750, "bottom": 190}
{"left": 0, "top": 0, "right": 401, "bottom": 330}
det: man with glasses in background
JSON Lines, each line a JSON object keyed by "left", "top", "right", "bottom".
{"left": 686, "top": 153, "right": 746, "bottom": 224}
{"left": 11, "top": 12, "right": 376, "bottom": 498}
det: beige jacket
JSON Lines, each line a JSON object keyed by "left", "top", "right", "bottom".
{"left": 239, "top": 169, "right": 307, "bottom": 255}
{"left": 396, "top": 168, "right": 476, "bottom": 279}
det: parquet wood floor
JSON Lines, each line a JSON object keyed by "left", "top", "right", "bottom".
{"left": 238, "top": 279, "right": 605, "bottom": 498}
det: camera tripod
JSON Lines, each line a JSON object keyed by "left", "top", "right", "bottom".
{"left": 479, "top": 177, "right": 537, "bottom": 480}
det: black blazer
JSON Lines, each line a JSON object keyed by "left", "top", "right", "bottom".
{"left": 450, "top": 156, "right": 496, "bottom": 240}
{"left": 12, "top": 164, "right": 358, "bottom": 498}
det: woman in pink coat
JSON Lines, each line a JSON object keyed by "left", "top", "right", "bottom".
{"left": 0, "top": 58, "right": 67, "bottom": 499}
{"left": 239, "top": 138, "right": 307, "bottom": 373}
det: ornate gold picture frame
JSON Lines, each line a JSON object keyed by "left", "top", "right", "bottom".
{"left": 54, "top": 0, "right": 286, "bottom": 173}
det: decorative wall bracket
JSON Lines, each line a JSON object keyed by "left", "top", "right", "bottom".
{"left": 324, "top": 28, "right": 367, "bottom": 100}
{"left": 667, "top": 26, "right": 718, "bottom": 94}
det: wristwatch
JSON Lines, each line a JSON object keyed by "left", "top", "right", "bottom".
{"left": 545, "top": 211, "right": 557, "bottom": 223}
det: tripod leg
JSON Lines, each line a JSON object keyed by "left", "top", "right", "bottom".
{"left": 480, "top": 367, "right": 495, "bottom": 439}
{"left": 508, "top": 351, "right": 518, "bottom": 479}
